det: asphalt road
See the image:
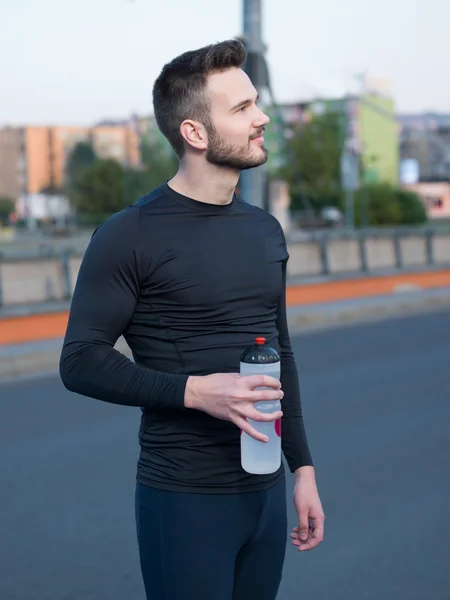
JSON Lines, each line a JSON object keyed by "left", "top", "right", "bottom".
{"left": 1, "top": 310, "right": 450, "bottom": 600}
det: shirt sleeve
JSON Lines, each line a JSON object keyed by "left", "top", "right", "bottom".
{"left": 59, "top": 207, "right": 189, "bottom": 410}
{"left": 276, "top": 234, "right": 314, "bottom": 471}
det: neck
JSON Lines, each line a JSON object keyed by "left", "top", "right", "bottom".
{"left": 168, "top": 158, "right": 239, "bottom": 206}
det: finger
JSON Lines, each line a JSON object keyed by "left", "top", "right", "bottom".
{"left": 246, "top": 408, "right": 283, "bottom": 422}
{"left": 291, "top": 527, "right": 312, "bottom": 543}
{"left": 298, "top": 511, "right": 310, "bottom": 542}
{"left": 249, "top": 389, "right": 284, "bottom": 402}
{"left": 243, "top": 375, "right": 281, "bottom": 390}
{"left": 296, "top": 524, "right": 324, "bottom": 552}
{"left": 297, "top": 534, "right": 323, "bottom": 552}
{"left": 292, "top": 536, "right": 311, "bottom": 548}
{"left": 235, "top": 416, "right": 269, "bottom": 442}
{"left": 311, "top": 517, "right": 325, "bottom": 545}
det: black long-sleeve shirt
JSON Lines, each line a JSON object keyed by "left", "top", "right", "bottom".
{"left": 60, "top": 182, "right": 312, "bottom": 493}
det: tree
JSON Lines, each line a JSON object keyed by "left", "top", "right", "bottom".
{"left": 71, "top": 134, "right": 178, "bottom": 221}
{"left": 278, "top": 111, "right": 344, "bottom": 211}
{"left": 0, "top": 197, "right": 15, "bottom": 225}
{"left": 140, "top": 136, "right": 178, "bottom": 192}
{"left": 354, "top": 183, "right": 427, "bottom": 226}
{"left": 65, "top": 142, "right": 98, "bottom": 207}
{"left": 117, "top": 137, "right": 178, "bottom": 207}
{"left": 66, "top": 142, "right": 97, "bottom": 183}
{"left": 118, "top": 135, "right": 178, "bottom": 205}
{"left": 396, "top": 187, "right": 427, "bottom": 224}
{"left": 76, "top": 159, "right": 126, "bottom": 217}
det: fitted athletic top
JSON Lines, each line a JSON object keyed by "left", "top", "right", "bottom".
{"left": 59, "top": 182, "right": 312, "bottom": 493}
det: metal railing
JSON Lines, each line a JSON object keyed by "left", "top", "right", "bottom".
{"left": 0, "top": 228, "right": 449, "bottom": 311}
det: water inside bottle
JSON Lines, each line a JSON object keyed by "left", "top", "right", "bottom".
{"left": 240, "top": 363, "right": 282, "bottom": 475}
{"left": 242, "top": 405, "right": 281, "bottom": 474}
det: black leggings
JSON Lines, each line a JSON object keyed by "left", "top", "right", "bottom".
{"left": 135, "top": 476, "right": 287, "bottom": 600}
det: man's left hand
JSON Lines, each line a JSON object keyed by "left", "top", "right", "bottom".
{"left": 290, "top": 467, "right": 325, "bottom": 552}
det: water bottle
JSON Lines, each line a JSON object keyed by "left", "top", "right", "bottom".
{"left": 240, "top": 337, "right": 282, "bottom": 475}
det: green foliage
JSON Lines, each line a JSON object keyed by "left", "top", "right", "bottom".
{"left": 66, "top": 142, "right": 97, "bottom": 183}
{"left": 65, "top": 142, "right": 98, "bottom": 208}
{"left": 76, "top": 159, "right": 126, "bottom": 217}
{"left": 354, "top": 183, "right": 427, "bottom": 226}
{"left": 276, "top": 109, "right": 427, "bottom": 227}
{"left": 395, "top": 187, "right": 428, "bottom": 224}
{"left": 121, "top": 136, "right": 177, "bottom": 205}
{"left": 0, "top": 196, "right": 15, "bottom": 224}
{"left": 139, "top": 136, "right": 178, "bottom": 192}
{"left": 69, "top": 134, "right": 177, "bottom": 219}
{"left": 278, "top": 111, "right": 344, "bottom": 211}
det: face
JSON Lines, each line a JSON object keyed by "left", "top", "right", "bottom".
{"left": 203, "top": 68, "right": 270, "bottom": 171}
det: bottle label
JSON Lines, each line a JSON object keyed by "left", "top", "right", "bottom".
{"left": 275, "top": 418, "right": 281, "bottom": 437}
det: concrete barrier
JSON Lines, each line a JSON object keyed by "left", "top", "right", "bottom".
{"left": 327, "top": 239, "right": 362, "bottom": 273}
{"left": 365, "top": 238, "right": 396, "bottom": 271}
{"left": 69, "top": 256, "right": 83, "bottom": 295}
{"left": 0, "top": 258, "right": 67, "bottom": 305}
{"left": 400, "top": 236, "right": 427, "bottom": 267}
{"left": 434, "top": 235, "right": 450, "bottom": 263}
{"left": 287, "top": 242, "right": 322, "bottom": 277}
{"left": 0, "top": 228, "right": 449, "bottom": 309}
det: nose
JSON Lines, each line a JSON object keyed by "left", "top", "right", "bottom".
{"left": 255, "top": 105, "right": 270, "bottom": 127}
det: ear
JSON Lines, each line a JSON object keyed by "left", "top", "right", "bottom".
{"left": 179, "top": 119, "right": 208, "bottom": 151}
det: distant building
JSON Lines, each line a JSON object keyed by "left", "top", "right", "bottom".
{"left": 403, "top": 181, "right": 450, "bottom": 220}
{"left": 397, "top": 113, "right": 450, "bottom": 130}
{"left": 0, "top": 124, "right": 141, "bottom": 201}
{"left": 16, "top": 192, "right": 73, "bottom": 222}
{"left": 264, "top": 92, "right": 399, "bottom": 186}
{"left": 398, "top": 112, "right": 450, "bottom": 181}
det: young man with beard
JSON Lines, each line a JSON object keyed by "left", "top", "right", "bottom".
{"left": 60, "top": 39, "right": 324, "bottom": 600}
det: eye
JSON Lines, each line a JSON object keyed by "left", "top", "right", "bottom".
{"left": 239, "top": 105, "right": 248, "bottom": 112}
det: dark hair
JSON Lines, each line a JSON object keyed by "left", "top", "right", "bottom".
{"left": 152, "top": 39, "right": 247, "bottom": 158}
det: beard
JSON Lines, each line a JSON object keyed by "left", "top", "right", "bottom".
{"left": 205, "top": 125, "right": 269, "bottom": 171}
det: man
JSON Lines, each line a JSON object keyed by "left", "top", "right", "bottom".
{"left": 60, "top": 39, "right": 324, "bottom": 600}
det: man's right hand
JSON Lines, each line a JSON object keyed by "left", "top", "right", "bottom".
{"left": 184, "top": 373, "right": 283, "bottom": 442}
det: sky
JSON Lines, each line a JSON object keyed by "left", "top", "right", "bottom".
{"left": 0, "top": 0, "right": 448, "bottom": 127}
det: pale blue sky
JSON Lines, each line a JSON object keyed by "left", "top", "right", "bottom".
{"left": 0, "top": 0, "right": 448, "bottom": 127}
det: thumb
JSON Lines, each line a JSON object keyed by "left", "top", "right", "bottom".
{"left": 298, "top": 511, "right": 309, "bottom": 541}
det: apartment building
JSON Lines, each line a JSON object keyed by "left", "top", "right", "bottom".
{"left": 264, "top": 93, "right": 399, "bottom": 186}
{"left": 399, "top": 113, "right": 450, "bottom": 181}
{"left": 0, "top": 124, "right": 141, "bottom": 200}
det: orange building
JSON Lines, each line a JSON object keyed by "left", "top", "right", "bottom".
{"left": 0, "top": 124, "right": 141, "bottom": 201}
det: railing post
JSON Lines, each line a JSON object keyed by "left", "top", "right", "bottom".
{"left": 359, "top": 231, "right": 368, "bottom": 272}
{"left": 61, "top": 249, "right": 72, "bottom": 300}
{"left": 393, "top": 231, "right": 402, "bottom": 269}
{"left": 425, "top": 230, "right": 434, "bottom": 265}
{"left": 319, "top": 234, "right": 330, "bottom": 276}
{"left": 0, "top": 254, "right": 3, "bottom": 309}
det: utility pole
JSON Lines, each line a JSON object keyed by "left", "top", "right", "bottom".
{"left": 341, "top": 96, "right": 360, "bottom": 230}
{"left": 240, "top": 0, "right": 266, "bottom": 209}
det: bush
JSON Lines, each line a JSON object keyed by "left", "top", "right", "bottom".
{"left": 0, "top": 196, "right": 15, "bottom": 225}
{"left": 75, "top": 159, "right": 126, "bottom": 217}
{"left": 354, "top": 183, "right": 427, "bottom": 227}
{"left": 396, "top": 188, "right": 427, "bottom": 224}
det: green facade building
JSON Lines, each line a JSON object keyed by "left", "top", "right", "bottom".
{"left": 264, "top": 94, "right": 399, "bottom": 186}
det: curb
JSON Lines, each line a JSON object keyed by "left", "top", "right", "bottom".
{"left": 286, "top": 286, "right": 450, "bottom": 333}
{"left": 1, "top": 287, "right": 450, "bottom": 383}
{"left": 0, "top": 337, "right": 133, "bottom": 383}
